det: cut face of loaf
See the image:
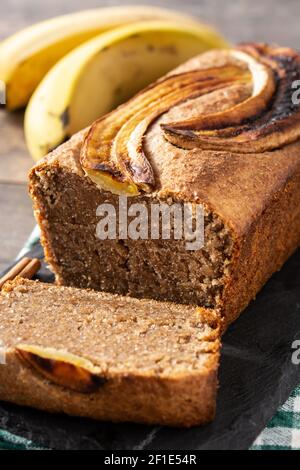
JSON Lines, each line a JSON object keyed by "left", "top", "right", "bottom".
{"left": 29, "top": 171, "right": 234, "bottom": 309}
{"left": 29, "top": 45, "right": 300, "bottom": 329}
{"left": 0, "top": 278, "right": 220, "bottom": 427}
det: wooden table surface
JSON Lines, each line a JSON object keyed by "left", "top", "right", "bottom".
{"left": 0, "top": 0, "right": 299, "bottom": 272}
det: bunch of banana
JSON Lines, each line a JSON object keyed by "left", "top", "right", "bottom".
{"left": 0, "top": 6, "right": 202, "bottom": 110}
{"left": 0, "top": 6, "right": 228, "bottom": 161}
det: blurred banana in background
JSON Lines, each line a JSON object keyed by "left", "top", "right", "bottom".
{"left": 25, "top": 21, "right": 228, "bottom": 160}
{"left": 0, "top": 6, "right": 202, "bottom": 110}
{"left": 0, "top": 6, "right": 229, "bottom": 161}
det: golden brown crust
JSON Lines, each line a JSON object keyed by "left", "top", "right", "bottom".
{"left": 0, "top": 350, "right": 218, "bottom": 427}
{"left": 81, "top": 64, "right": 251, "bottom": 194}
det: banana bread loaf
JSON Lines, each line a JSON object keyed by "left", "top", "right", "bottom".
{"left": 0, "top": 278, "right": 220, "bottom": 427}
{"left": 29, "top": 43, "right": 300, "bottom": 330}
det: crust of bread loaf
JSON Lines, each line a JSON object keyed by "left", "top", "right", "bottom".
{"left": 0, "top": 349, "right": 218, "bottom": 427}
{"left": 29, "top": 50, "right": 300, "bottom": 330}
{"left": 221, "top": 166, "right": 300, "bottom": 326}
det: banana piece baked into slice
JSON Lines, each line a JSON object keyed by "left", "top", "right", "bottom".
{"left": 29, "top": 43, "right": 300, "bottom": 331}
{"left": 0, "top": 278, "right": 220, "bottom": 427}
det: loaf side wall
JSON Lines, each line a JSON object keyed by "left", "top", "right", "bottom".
{"left": 220, "top": 166, "right": 300, "bottom": 329}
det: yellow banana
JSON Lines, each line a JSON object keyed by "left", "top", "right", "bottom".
{"left": 0, "top": 6, "right": 211, "bottom": 109}
{"left": 24, "top": 20, "right": 228, "bottom": 160}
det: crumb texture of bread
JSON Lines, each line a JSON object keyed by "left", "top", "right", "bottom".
{"left": 0, "top": 278, "right": 220, "bottom": 427}
{"left": 29, "top": 170, "right": 234, "bottom": 309}
{"left": 29, "top": 49, "right": 300, "bottom": 329}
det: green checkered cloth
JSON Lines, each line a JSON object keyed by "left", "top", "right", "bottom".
{"left": 251, "top": 385, "right": 300, "bottom": 450}
{"left": 0, "top": 430, "right": 44, "bottom": 450}
{"left": 0, "top": 227, "right": 299, "bottom": 450}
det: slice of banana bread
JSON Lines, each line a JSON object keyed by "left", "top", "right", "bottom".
{"left": 0, "top": 278, "right": 220, "bottom": 427}
{"left": 29, "top": 45, "right": 300, "bottom": 330}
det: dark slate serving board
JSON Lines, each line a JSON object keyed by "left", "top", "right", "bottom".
{"left": 0, "top": 241, "right": 299, "bottom": 450}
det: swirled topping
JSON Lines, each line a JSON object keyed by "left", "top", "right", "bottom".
{"left": 80, "top": 44, "right": 300, "bottom": 195}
